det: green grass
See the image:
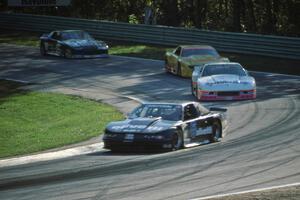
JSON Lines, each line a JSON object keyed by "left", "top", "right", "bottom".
{"left": 0, "top": 30, "right": 299, "bottom": 75}
{"left": 0, "top": 80, "right": 124, "bottom": 158}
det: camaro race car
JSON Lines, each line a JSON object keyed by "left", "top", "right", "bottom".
{"left": 191, "top": 62, "right": 256, "bottom": 101}
{"left": 40, "top": 30, "right": 109, "bottom": 58}
{"left": 103, "top": 102, "right": 227, "bottom": 151}
{"left": 165, "top": 45, "right": 229, "bottom": 77}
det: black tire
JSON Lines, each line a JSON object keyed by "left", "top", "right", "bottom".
{"left": 164, "top": 59, "right": 170, "bottom": 73}
{"left": 195, "top": 86, "right": 199, "bottom": 100}
{"left": 177, "top": 62, "right": 182, "bottom": 76}
{"left": 171, "top": 130, "right": 184, "bottom": 151}
{"left": 209, "top": 121, "right": 222, "bottom": 143}
{"left": 40, "top": 43, "right": 47, "bottom": 56}
{"left": 191, "top": 81, "right": 195, "bottom": 96}
{"left": 64, "top": 49, "right": 72, "bottom": 58}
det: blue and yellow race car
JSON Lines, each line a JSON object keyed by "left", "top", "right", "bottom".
{"left": 165, "top": 45, "right": 229, "bottom": 77}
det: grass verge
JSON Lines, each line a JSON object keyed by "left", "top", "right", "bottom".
{"left": 0, "top": 80, "right": 124, "bottom": 158}
{"left": 206, "top": 185, "right": 300, "bottom": 200}
{"left": 0, "top": 30, "right": 299, "bottom": 76}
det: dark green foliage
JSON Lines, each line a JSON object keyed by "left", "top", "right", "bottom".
{"left": 1, "top": 0, "right": 299, "bottom": 36}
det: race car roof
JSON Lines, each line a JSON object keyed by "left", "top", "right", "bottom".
{"left": 180, "top": 45, "right": 215, "bottom": 50}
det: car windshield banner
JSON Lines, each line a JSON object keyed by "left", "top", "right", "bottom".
{"left": 8, "top": 0, "right": 71, "bottom": 6}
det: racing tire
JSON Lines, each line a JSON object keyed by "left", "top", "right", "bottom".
{"left": 209, "top": 121, "right": 222, "bottom": 143}
{"left": 171, "top": 130, "right": 184, "bottom": 151}
{"left": 195, "top": 86, "right": 200, "bottom": 100}
{"left": 177, "top": 62, "right": 182, "bottom": 76}
{"left": 64, "top": 49, "right": 72, "bottom": 59}
{"left": 164, "top": 59, "right": 170, "bottom": 73}
{"left": 40, "top": 43, "right": 47, "bottom": 56}
{"left": 191, "top": 81, "right": 196, "bottom": 96}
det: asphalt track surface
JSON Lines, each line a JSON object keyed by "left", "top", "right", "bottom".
{"left": 0, "top": 44, "right": 299, "bottom": 200}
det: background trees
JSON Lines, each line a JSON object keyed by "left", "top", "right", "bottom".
{"left": 1, "top": 0, "right": 299, "bottom": 36}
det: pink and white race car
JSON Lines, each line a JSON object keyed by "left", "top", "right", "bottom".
{"left": 191, "top": 62, "right": 256, "bottom": 101}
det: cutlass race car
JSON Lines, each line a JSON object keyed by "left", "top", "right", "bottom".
{"left": 191, "top": 62, "right": 256, "bottom": 101}
{"left": 165, "top": 45, "right": 229, "bottom": 77}
{"left": 40, "top": 30, "right": 108, "bottom": 58}
{"left": 103, "top": 102, "right": 227, "bottom": 151}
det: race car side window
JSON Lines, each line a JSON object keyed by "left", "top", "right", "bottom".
{"left": 174, "top": 47, "right": 181, "bottom": 56}
{"left": 184, "top": 104, "right": 199, "bottom": 121}
{"left": 52, "top": 32, "right": 61, "bottom": 40}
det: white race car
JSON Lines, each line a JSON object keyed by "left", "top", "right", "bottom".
{"left": 191, "top": 62, "right": 256, "bottom": 101}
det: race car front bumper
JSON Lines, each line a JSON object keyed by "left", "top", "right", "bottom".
{"left": 197, "top": 89, "right": 256, "bottom": 101}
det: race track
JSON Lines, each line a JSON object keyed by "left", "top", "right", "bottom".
{"left": 0, "top": 44, "right": 299, "bottom": 200}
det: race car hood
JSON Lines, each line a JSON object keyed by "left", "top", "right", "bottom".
{"left": 62, "top": 39, "right": 105, "bottom": 49}
{"left": 180, "top": 55, "right": 229, "bottom": 66}
{"left": 198, "top": 74, "right": 256, "bottom": 91}
{"left": 106, "top": 117, "right": 176, "bottom": 134}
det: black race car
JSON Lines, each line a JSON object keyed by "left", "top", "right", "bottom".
{"left": 103, "top": 102, "right": 228, "bottom": 151}
{"left": 40, "top": 30, "right": 108, "bottom": 58}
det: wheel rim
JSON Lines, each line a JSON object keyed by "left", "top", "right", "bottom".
{"left": 212, "top": 123, "right": 221, "bottom": 142}
{"left": 65, "top": 49, "right": 72, "bottom": 58}
{"left": 172, "top": 132, "right": 182, "bottom": 150}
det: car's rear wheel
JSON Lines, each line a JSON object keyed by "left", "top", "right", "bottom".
{"left": 40, "top": 43, "right": 47, "bottom": 56}
{"left": 171, "top": 130, "right": 183, "bottom": 151}
{"left": 209, "top": 121, "right": 222, "bottom": 143}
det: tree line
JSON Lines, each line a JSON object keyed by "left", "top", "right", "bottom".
{"left": 1, "top": 0, "right": 299, "bottom": 37}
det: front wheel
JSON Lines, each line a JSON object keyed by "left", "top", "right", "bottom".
{"left": 177, "top": 62, "right": 182, "bottom": 76}
{"left": 209, "top": 121, "right": 222, "bottom": 143}
{"left": 191, "top": 81, "right": 196, "bottom": 96}
{"left": 171, "top": 130, "right": 184, "bottom": 151}
{"left": 40, "top": 43, "right": 47, "bottom": 56}
{"left": 164, "top": 59, "right": 170, "bottom": 73}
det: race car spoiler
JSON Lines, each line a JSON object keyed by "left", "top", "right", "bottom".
{"left": 209, "top": 107, "right": 227, "bottom": 112}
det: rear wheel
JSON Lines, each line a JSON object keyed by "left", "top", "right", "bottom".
{"left": 209, "top": 121, "right": 222, "bottom": 143}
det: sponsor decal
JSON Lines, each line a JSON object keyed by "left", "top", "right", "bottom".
{"left": 206, "top": 81, "right": 249, "bottom": 86}
{"left": 124, "top": 134, "right": 134, "bottom": 140}
{"left": 111, "top": 125, "right": 164, "bottom": 132}
{"left": 195, "top": 126, "right": 212, "bottom": 136}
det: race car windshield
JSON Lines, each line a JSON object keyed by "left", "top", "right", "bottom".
{"left": 61, "top": 31, "right": 93, "bottom": 41}
{"left": 202, "top": 64, "right": 247, "bottom": 77}
{"left": 181, "top": 48, "right": 219, "bottom": 57}
{"left": 131, "top": 104, "right": 182, "bottom": 121}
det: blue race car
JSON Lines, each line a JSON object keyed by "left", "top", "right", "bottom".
{"left": 40, "top": 30, "right": 108, "bottom": 58}
{"left": 103, "top": 102, "right": 227, "bottom": 152}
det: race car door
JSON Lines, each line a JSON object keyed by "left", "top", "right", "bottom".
{"left": 46, "top": 31, "right": 60, "bottom": 54}
{"left": 183, "top": 103, "right": 212, "bottom": 144}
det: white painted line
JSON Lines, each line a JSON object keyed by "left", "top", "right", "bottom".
{"left": 190, "top": 182, "right": 300, "bottom": 200}
{"left": 0, "top": 142, "right": 104, "bottom": 168}
{"left": 122, "top": 95, "right": 143, "bottom": 104}
{"left": 3, "top": 78, "right": 30, "bottom": 84}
